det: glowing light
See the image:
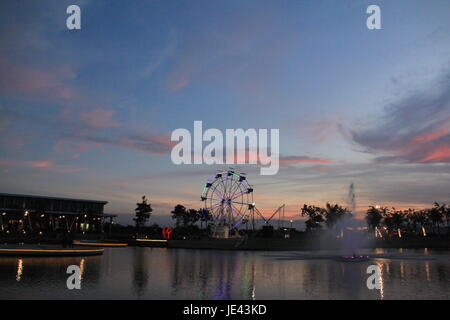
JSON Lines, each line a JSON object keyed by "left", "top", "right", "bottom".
{"left": 376, "top": 262, "right": 384, "bottom": 300}
{"left": 79, "top": 258, "right": 85, "bottom": 281}
{"left": 16, "top": 259, "right": 23, "bottom": 281}
{"left": 375, "top": 226, "right": 382, "bottom": 238}
{"left": 135, "top": 239, "right": 167, "bottom": 243}
{"left": 73, "top": 241, "right": 128, "bottom": 247}
{"left": 422, "top": 226, "right": 427, "bottom": 237}
{"left": 397, "top": 228, "right": 402, "bottom": 238}
{"left": 162, "top": 227, "right": 173, "bottom": 240}
{"left": 0, "top": 248, "right": 104, "bottom": 253}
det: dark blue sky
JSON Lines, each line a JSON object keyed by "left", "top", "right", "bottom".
{"left": 1, "top": 0, "right": 449, "bottom": 224}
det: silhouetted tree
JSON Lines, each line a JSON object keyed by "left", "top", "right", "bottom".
{"left": 444, "top": 204, "right": 450, "bottom": 231}
{"left": 404, "top": 208, "right": 414, "bottom": 232}
{"left": 301, "top": 204, "right": 324, "bottom": 231}
{"left": 171, "top": 205, "right": 187, "bottom": 227}
{"left": 323, "top": 203, "right": 351, "bottom": 230}
{"left": 390, "top": 208, "right": 405, "bottom": 232}
{"left": 381, "top": 207, "right": 394, "bottom": 232}
{"left": 428, "top": 203, "right": 444, "bottom": 234}
{"left": 199, "top": 208, "right": 212, "bottom": 230}
{"left": 417, "top": 209, "right": 429, "bottom": 232}
{"left": 134, "top": 196, "right": 153, "bottom": 236}
{"left": 366, "top": 206, "right": 382, "bottom": 231}
{"left": 188, "top": 209, "right": 200, "bottom": 225}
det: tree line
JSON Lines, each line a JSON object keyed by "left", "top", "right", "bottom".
{"left": 300, "top": 203, "right": 352, "bottom": 232}
{"left": 134, "top": 196, "right": 450, "bottom": 236}
{"left": 366, "top": 202, "right": 450, "bottom": 235}
{"left": 133, "top": 196, "right": 213, "bottom": 233}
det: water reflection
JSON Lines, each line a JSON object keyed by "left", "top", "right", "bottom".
{"left": 79, "top": 258, "right": 85, "bottom": 281}
{"left": 0, "top": 248, "right": 448, "bottom": 299}
{"left": 16, "top": 259, "right": 23, "bottom": 282}
{"left": 376, "top": 262, "right": 384, "bottom": 300}
{"left": 133, "top": 247, "right": 149, "bottom": 297}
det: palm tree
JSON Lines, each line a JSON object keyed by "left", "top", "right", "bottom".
{"left": 390, "top": 208, "right": 405, "bottom": 235}
{"left": 417, "top": 209, "right": 429, "bottom": 235}
{"left": 444, "top": 204, "right": 450, "bottom": 233}
{"left": 199, "top": 208, "right": 212, "bottom": 230}
{"left": 188, "top": 209, "right": 200, "bottom": 226}
{"left": 407, "top": 209, "right": 421, "bottom": 234}
{"left": 171, "top": 204, "right": 187, "bottom": 227}
{"left": 380, "top": 207, "right": 393, "bottom": 232}
{"left": 366, "top": 206, "right": 382, "bottom": 231}
{"left": 404, "top": 208, "right": 418, "bottom": 233}
{"left": 323, "top": 203, "right": 350, "bottom": 231}
{"left": 428, "top": 203, "right": 444, "bottom": 235}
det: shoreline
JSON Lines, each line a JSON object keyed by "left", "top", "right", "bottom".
{"left": 1, "top": 236, "right": 448, "bottom": 252}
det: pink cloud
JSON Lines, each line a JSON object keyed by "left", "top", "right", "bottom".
{"left": 351, "top": 71, "right": 450, "bottom": 164}
{"left": 168, "top": 74, "right": 190, "bottom": 92}
{"left": 384, "top": 122, "right": 450, "bottom": 163}
{"left": 419, "top": 145, "right": 450, "bottom": 163}
{"left": 0, "top": 158, "right": 83, "bottom": 173}
{"left": 413, "top": 127, "right": 450, "bottom": 143}
{"left": 279, "top": 156, "right": 332, "bottom": 166}
{"left": 79, "top": 107, "right": 122, "bottom": 129}
{"left": 30, "top": 160, "right": 53, "bottom": 168}
{"left": 59, "top": 106, "right": 122, "bottom": 130}
{"left": 0, "top": 56, "right": 77, "bottom": 101}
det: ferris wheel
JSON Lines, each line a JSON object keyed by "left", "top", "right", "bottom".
{"left": 201, "top": 170, "right": 254, "bottom": 231}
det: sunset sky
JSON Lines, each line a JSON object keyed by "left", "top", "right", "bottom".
{"left": 1, "top": 0, "right": 449, "bottom": 226}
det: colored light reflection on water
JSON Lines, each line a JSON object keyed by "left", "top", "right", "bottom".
{"left": 0, "top": 248, "right": 448, "bottom": 300}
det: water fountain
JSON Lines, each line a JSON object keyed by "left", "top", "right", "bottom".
{"left": 338, "top": 183, "right": 370, "bottom": 262}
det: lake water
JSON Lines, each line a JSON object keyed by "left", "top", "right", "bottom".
{"left": 0, "top": 247, "right": 448, "bottom": 299}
